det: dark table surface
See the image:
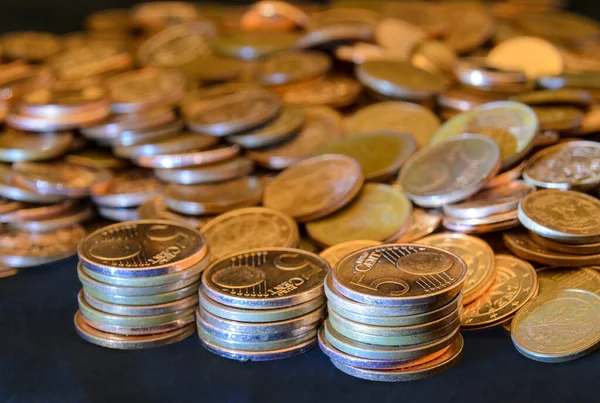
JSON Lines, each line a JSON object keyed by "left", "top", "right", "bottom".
{"left": 2, "top": 1, "right": 600, "bottom": 402}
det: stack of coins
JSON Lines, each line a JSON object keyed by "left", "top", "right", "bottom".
{"left": 320, "top": 244, "right": 467, "bottom": 381}
{"left": 75, "top": 220, "right": 209, "bottom": 349}
{"left": 197, "top": 248, "right": 328, "bottom": 361}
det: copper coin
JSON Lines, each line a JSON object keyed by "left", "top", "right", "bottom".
{"left": 137, "top": 196, "right": 209, "bottom": 228}
{"left": 110, "top": 120, "right": 185, "bottom": 148}
{"left": 8, "top": 202, "right": 94, "bottom": 232}
{"left": 281, "top": 77, "right": 362, "bottom": 109}
{"left": 0, "top": 31, "right": 62, "bottom": 61}
{"left": 484, "top": 161, "right": 526, "bottom": 189}
{"left": 214, "top": 31, "right": 300, "bottom": 60}
{"left": 320, "top": 240, "right": 381, "bottom": 269}
{"left": 49, "top": 43, "right": 133, "bottom": 80}
{"left": 135, "top": 144, "right": 240, "bottom": 169}
{"left": 295, "top": 24, "right": 374, "bottom": 49}
{"left": 131, "top": 2, "right": 203, "bottom": 32}
{"left": 442, "top": 3, "right": 494, "bottom": 54}
{"left": 81, "top": 108, "right": 176, "bottom": 140}
{"left": 257, "top": 50, "right": 331, "bottom": 86}
{"left": 529, "top": 232, "right": 600, "bottom": 256}
{"left": 375, "top": 18, "right": 426, "bottom": 59}
{"left": 113, "top": 132, "right": 219, "bottom": 159}
{"left": 512, "top": 89, "right": 593, "bottom": 108}
{"left": 91, "top": 169, "right": 162, "bottom": 208}
{"left": 65, "top": 149, "right": 129, "bottom": 170}
{"left": 0, "top": 130, "right": 73, "bottom": 162}
{"left": 154, "top": 156, "right": 254, "bottom": 184}
{"left": 0, "top": 200, "right": 74, "bottom": 223}
{"left": 0, "top": 165, "right": 65, "bottom": 203}
{"left": 393, "top": 208, "right": 442, "bottom": 243}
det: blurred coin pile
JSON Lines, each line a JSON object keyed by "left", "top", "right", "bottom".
{"left": 1, "top": 0, "right": 600, "bottom": 378}
{"left": 74, "top": 220, "right": 208, "bottom": 349}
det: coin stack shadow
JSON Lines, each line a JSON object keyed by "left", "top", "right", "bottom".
{"left": 196, "top": 248, "right": 329, "bottom": 361}
{"left": 319, "top": 244, "right": 466, "bottom": 382}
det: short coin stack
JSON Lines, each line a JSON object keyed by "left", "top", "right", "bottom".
{"left": 75, "top": 220, "right": 209, "bottom": 349}
{"left": 197, "top": 248, "right": 329, "bottom": 361}
{"left": 320, "top": 244, "right": 467, "bottom": 382}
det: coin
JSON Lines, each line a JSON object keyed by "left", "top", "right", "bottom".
{"left": 512, "top": 89, "right": 593, "bottom": 108}
{"left": 485, "top": 161, "right": 526, "bottom": 189}
{"left": 137, "top": 196, "right": 209, "bottom": 228}
{"left": 78, "top": 220, "right": 207, "bottom": 278}
{"left": 306, "top": 183, "right": 412, "bottom": 246}
{"left": 213, "top": 31, "right": 300, "bottom": 60}
{"left": 503, "top": 230, "right": 600, "bottom": 267}
{"left": 84, "top": 314, "right": 194, "bottom": 336}
{"left": 135, "top": 144, "right": 240, "bottom": 169}
{"left": 487, "top": 36, "right": 563, "bottom": 80}
{"left": 523, "top": 141, "right": 600, "bottom": 191}
{"left": 8, "top": 202, "right": 94, "bottom": 232}
{"left": 263, "top": 154, "right": 363, "bottom": 222}
{"left": 115, "top": 130, "right": 219, "bottom": 159}
{"left": 537, "top": 267, "right": 600, "bottom": 296}
{"left": 201, "top": 207, "right": 299, "bottom": 260}
{"left": 49, "top": 43, "right": 133, "bottom": 80}
{"left": 0, "top": 130, "right": 73, "bottom": 162}
{"left": 533, "top": 130, "right": 560, "bottom": 147}
{"left": 0, "top": 225, "right": 85, "bottom": 267}
{"left": 111, "top": 119, "right": 185, "bottom": 148}
{"left": 131, "top": 2, "right": 202, "bottom": 32}
{"left": 399, "top": 134, "right": 501, "bottom": 208}
{"left": 518, "top": 189, "right": 600, "bottom": 244}
{"left": 281, "top": 77, "right": 362, "bottom": 109}
{"left": 155, "top": 157, "right": 254, "bottom": 184}
{"left": 375, "top": 18, "right": 426, "bottom": 59}
{"left": 331, "top": 243, "right": 467, "bottom": 307}
{"left": 453, "top": 57, "right": 529, "bottom": 91}
{"left": 438, "top": 87, "right": 506, "bottom": 113}
{"left": 393, "top": 208, "right": 442, "bottom": 243}
{"left": 74, "top": 311, "right": 195, "bottom": 349}
{"left": 82, "top": 287, "right": 199, "bottom": 313}
{"left": 317, "top": 131, "right": 416, "bottom": 181}
{"left": 514, "top": 11, "right": 600, "bottom": 45}
{"left": 163, "top": 176, "right": 263, "bottom": 215}
{"left": 66, "top": 149, "right": 129, "bottom": 170}
{"left": 443, "top": 180, "right": 534, "bottom": 219}
{"left": 443, "top": 216, "right": 520, "bottom": 235}
{"left": 91, "top": 170, "right": 161, "bottom": 208}
{"left": 533, "top": 106, "right": 583, "bottom": 131}
{"left": 529, "top": 232, "right": 600, "bottom": 256}
{"left": 430, "top": 101, "right": 538, "bottom": 169}
{"left": 85, "top": 8, "right": 132, "bottom": 33}
{"left": 202, "top": 247, "right": 328, "bottom": 309}
{"left": 0, "top": 31, "right": 61, "bottom": 61}
{"left": 320, "top": 240, "right": 382, "bottom": 268}
{"left": 296, "top": 24, "right": 374, "bottom": 49}
{"left": 256, "top": 50, "right": 331, "bottom": 86}
{"left": 461, "top": 254, "right": 537, "bottom": 329}
{"left": 82, "top": 109, "right": 176, "bottom": 140}
{"left": 0, "top": 198, "right": 23, "bottom": 215}
{"left": 511, "top": 289, "right": 600, "bottom": 363}
{"left": 97, "top": 206, "right": 139, "bottom": 222}
{"left": 0, "top": 165, "right": 65, "bottom": 203}
{"left": 417, "top": 233, "right": 495, "bottom": 305}
{"left": 0, "top": 264, "right": 19, "bottom": 278}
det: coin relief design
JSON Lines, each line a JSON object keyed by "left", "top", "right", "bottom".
{"left": 537, "top": 267, "right": 600, "bottom": 296}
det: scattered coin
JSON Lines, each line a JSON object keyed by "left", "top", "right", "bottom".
{"left": 487, "top": 36, "right": 563, "bottom": 79}
{"left": 320, "top": 240, "right": 381, "bottom": 268}
{"left": 393, "top": 208, "right": 442, "bottom": 243}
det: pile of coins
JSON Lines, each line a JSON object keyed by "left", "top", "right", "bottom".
{"left": 197, "top": 248, "right": 328, "bottom": 361}
{"left": 74, "top": 220, "right": 209, "bottom": 349}
{"left": 319, "top": 244, "right": 467, "bottom": 381}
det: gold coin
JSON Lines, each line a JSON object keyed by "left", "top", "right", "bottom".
{"left": 393, "top": 208, "right": 442, "bottom": 243}
{"left": 306, "top": 183, "right": 412, "bottom": 246}
{"left": 320, "top": 240, "right": 381, "bottom": 268}
{"left": 461, "top": 254, "right": 537, "bottom": 329}
{"left": 537, "top": 267, "right": 600, "bottom": 296}
{"left": 529, "top": 232, "right": 600, "bottom": 256}
{"left": 200, "top": 207, "right": 299, "bottom": 260}
{"left": 514, "top": 11, "right": 600, "bottom": 45}
{"left": 418, "top": 233, "right": 495, "bottom": 305}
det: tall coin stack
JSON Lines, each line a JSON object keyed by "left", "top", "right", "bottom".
{"left": 75, "top": 220, "right": 209, "bottom": 349}
{"left": 197, "top": 248, "right": 329, "bottom": 361}
{"left": 320, "top": 244, "right": 467, "bottom": 382}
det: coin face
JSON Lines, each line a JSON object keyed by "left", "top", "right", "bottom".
{"left": 524, "top": 141, "right": 600, "bottom": 191}
{"left": 518, "top": 189, "right": 600, "bottom": 244}
{"left": 418, "top": 233, "right": 495, "bottom": 305}
{"left": 431, "top": 101, "right": 538, "bottom": 169}
{"left": 487, "top": 36, "right": 563, "bottom": 79}
{"left": 306, "top": 183, "right": 412, "bottom": 246}
{"left": 263, "top": 154, "right": 363, "bottom": 222}
{"left": 511, "top": 289, "right": 600, "bottom": 362}
{"left": 537, "top": 267, "right": 600, "bottom": 296}
{"left": 317, "top": 131, "right": 416, "bottom": 181}
{"left": 331, "top": 243, "right": 467, "bottom": 306}
{"left": 78, "top": 220, "right": 207, "bottom": 277}
{"left": 320, "top": 240, "right": 382, "bottom": 268}
{"left": 201, "top": 247, "right": 329, "bottom": 309}
{"left": 399, "top": 133, "right": 501, "bottom": 207}
{"left": 394, "top": 208, "right": 442, "bottom": 243}
{"left": 201, "top": 208, "right": 299, "bottom": 260}
{"left": 461, "top": 254, "right": 537, "bottom": 328}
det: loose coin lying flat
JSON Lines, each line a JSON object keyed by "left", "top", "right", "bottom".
{"left": 137, "top": 196, "right": 209, "bottom": 228}
{"left": 399, "top": 134, "right": 501, "bottom": 207}
{"left": 281, "top": 77, "right": 362, "bottom": 109}
{"left": 320, "top": 240, "right": 381, "bottom": 268}
{"left": 484, "top": 161, "right": 526, "bottom": 189}
{"left": 511, "top": 289, "right": 600, "bottom": 363}
{"left": 135, "top": 144, "right": 240, "bottom": 169}
{"left": 393, "top": 208, "right": 442, "bottom": 243}
{"left": 202, "top": 247, "right": 329, "bottom": 309}
{"left": 418, "top": 233, "right": 495, "bottom": 305}
{"left": 0, "top": 130, "right": 73, "bottom": 162}
{"left": 461, "top": 254, "right": 537, "bottom": 329}
{"left": 256, "top": 50, "right": 331, "bottom": 86}
{"left": 81, "top": 108, "right": 176, "bottom": 140}
{"left": 0, "top": 165, "right": 65, "bottom": 203}
{"left": 66, "top": 149, "right": 129, "bottom": 170}
{"left": 8, "top": 202, "right": 94, "bottom": 232}
{"left": 263, "top": 154, "right": 363, "bottom": 222}
{"left": 486, "top": 36, "right": 563, "bottom": 79}
{"left": 200, "top": 207, "right": 299, "bottom": 260}
{"left": 306, "top": 183, "right": 412, "bottom": 246}
{"left": 213, "top": 31, "right": 300, "bottom": 60}
{"left": 533, "top": 106, "right": 583, "bottom": 131}
{"left": 78, "top": 220, "right": 207, "bottom": 278}
{"left": 529, "top": 232, "right": 600, "bottom": 256}
{"left": 91, "top": 170, "right": 161, "bottom": 208}
{"left": 537, "top": 267, "right": 600, "bottom": 296}
{"left": 154, "top": 156, "right": 254, "bottom": 184}
{"left": 518, "top": 189, "right": 600, "bottom": 244}
{"left": 512, "top": 89, "right": 593, "bottom": 108}
{"left": 345, "top": 101, "right": 440, "bottom": 149}
{"left": 113, "top": 132, "right": 219, "bottom": 159}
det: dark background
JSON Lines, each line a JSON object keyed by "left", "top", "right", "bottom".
{"left": 1, "top": 1, "right": 600, "bottom": 402}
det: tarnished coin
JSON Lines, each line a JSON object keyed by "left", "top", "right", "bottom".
{"left": 0, "top": 130, "right": 73, "bottom": 162}
{"left": 356, "top": 60, "right": 448, "bottom": 100}
{"left": 91, "top": 169, "right": 161, "bottom": 208}
{"left": 135, "top": 144, "right": 240, "bottom": 169}
{"left": 74, "top": 311, "right": 194, "bottom": 350}
{"left": 78, "top": 220, "right": 207, "bottom": 278}
{"left": 114, "top": 132, "right": 219, "bottom": 159}
{"left": 201, "top": 247, "right": 328, "bottom": 309}
{"left": 81, "top": 108, "right": 176, "bottom": 140}
{"left": 394, "top": 208, "right": 442, "bottom": 243}
{"left": 281, "top": 77, "right": 362, "bottom": 109}
{"left": 487, "top": 36, "right": 563, "bottom": 80}
{"left": 530, "top": 232, "right": 600, "bottom": 256}
{"left": 320, "top": 241, "right": 382, "bottom": 269}
{"left": 138, "top": 196, "right": 210, "bottom": 228}
{"left": 518, "top": 189, "right": 600, "bottom": 244}
{"left": 523, "top": 141, "right": 600, "bottom": 191}
{"left": 0, "top": 165, "right": 65, "bottom": 204}
{"left": 512, "top": 89, "right": 593, "bottom": 108}
{"left": 213, "top": 31, "right": 300, "bottom": 60}
{"left": 461, "top": 254, "right": 537, "bottom": 329}
{"left": 418, "top": 233, "right": 495, "bottom": 305}
{"left": 155, "top": 156, "right": 254, "bottom": 184}
{"left": 256, "top": 50, "right": 331, "bottom": 86}
{"left": 504, "top": 231, "right": 600, "bottom": 267}
{"left": 201, "top": 207, "right": 299, "bottom": 260}
{"left": 263, "top": 154, "right": 363, "bottom": 222}
{"left": 12, "top": 161, "right": 112, "bottom": 198}
{"left": 331, "top": 243, "right": 467, "bottom": 307}
{"left": 8, "top": 202, "right": 94, "bottom": 232}
{"left": 227, "top": 105, "right": 304, "bottom": 149}
{"left": 511, "top": 289, "right": 600, "bottom": 363}
{"left": 0, "top": 31, "right": 61, "bottom": 61}
{"left": 317, "top": 131, "right": 416, "bottom": 182}
{"left": 430, "top": 101, "right": 538, "bottom": 169}
{"left": 0, "top": 225, "right": 85, "bottom": 268}
{"left": 246, "top": 106, "right": 344, "bottom": 170}
{"left": 163, "top": 176, "right": 263, "bottom": 215}
{"left": 443, "top": 181, "right": 534, "bottom": 219}
{"left": 306, "top": 184, "right": 412, "bottom": 246}
{"left": 399, "top": 134, "right": 501, "bottom": 208}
